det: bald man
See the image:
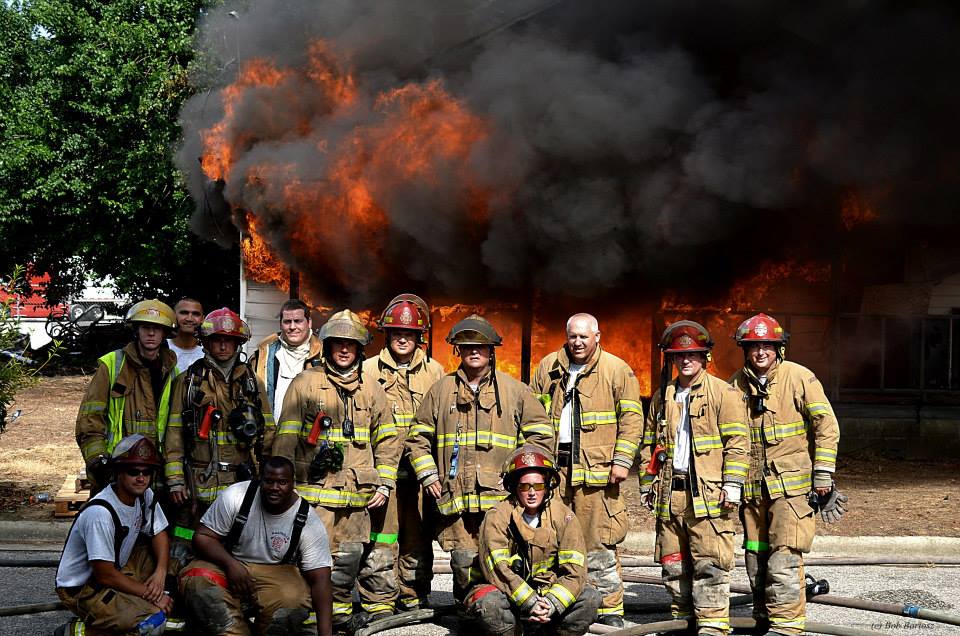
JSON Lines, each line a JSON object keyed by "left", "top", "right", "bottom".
{"left": 530, "top": 314, "right": 644, "bottom": 627}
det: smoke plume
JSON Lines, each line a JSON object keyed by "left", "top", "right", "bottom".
{"left": 176, "top": 0, "right": 960, "bottom": 305}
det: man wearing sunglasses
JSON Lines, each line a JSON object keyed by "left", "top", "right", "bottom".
{"left": 470, "top": 446, "right": 599, "bottom": 636}
{"left": 55, "top": 434, "right": 172, "bottom": 636}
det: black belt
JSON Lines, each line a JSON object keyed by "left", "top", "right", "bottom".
{"left": 556, "top": 443, "right": 572, "bottom": 468}
{"left": 672, "top": 474, "right": 689, "bottom": 491}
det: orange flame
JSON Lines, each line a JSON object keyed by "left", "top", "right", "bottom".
{"left": 841, "top": 191, "right": 878, "bottom": 231}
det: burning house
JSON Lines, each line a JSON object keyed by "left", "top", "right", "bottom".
{"left": 176, "top": 1, "right": 960, "bottom": 459}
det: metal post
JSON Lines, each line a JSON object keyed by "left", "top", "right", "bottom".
{"left": 520, "top": 299, "right": 533, "bottom": 384}
{"left": 289, "top": 269, "right": 300, "bottom": 299}
{"left": 879, "top": 317, "right": 886, "bottom": 390}
{"left": 949, "top": 317, "right": 955, "bottom": 390}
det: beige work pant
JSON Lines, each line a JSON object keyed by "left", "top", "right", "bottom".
{"left": 179, "top": 559, "right": 313, "bottom": 635}
{"left": 436, "top": 510, "right": 485, "bottom": 605}
{"left": 740, "top": 491, "right": 816, "bottom": 636}
{"left": 314, "top": 505, "right": 371, "bottom": 625}
{"left": 560, "top": 476, "right": 628, "bottom": 618}
{"left": 56, "top": 544, "right": 162, "bottom": 636}
{"left": 655, "top": 489, "right": 735, "bottom": 636}
{"left": 395, "top": 475, "right": 434, "bottom": 610}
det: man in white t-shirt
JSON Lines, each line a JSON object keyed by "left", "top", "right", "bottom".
{"left": 167, "top": 298, "right": 205, "bottom": 371}
{"left": 55, "top": 434, "right": 172, "bottom": 636}
{"left": 179, "top": 455, "right": 333, "bottom": 636}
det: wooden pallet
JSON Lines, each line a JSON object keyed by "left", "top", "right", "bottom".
{"left": 54, "top": 474, "right": 90, "bottom": 518}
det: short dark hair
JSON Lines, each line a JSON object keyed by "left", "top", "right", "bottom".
{"left": 279, "top": 299, "right": 310, "bottom": 320}
{"left": 263, "top": 455, "right": 295, "bottom": 477}
{"left": 174, "top": 297, "right": 203, "bottom": 311}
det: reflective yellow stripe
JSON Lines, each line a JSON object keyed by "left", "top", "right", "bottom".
{"left": 373, "top": 424, "right": 397, "bottom": 444}
{"left": 692, "top": 434, "right": 722, "bottom": 451}
{"left": 580, "top": 411, "right": 617, "bottom": 426}
{"left": 617, "top": 399, "right": 643, "bottom": 415}
{"left": 719, "top": 421, "right": 748, "bottom": 437}
{"left": 81, "top": 437, "right": 108, "bottom": 463}
{"left": 436, "top": 431, "right": 517, "bottom": 449}
{"left": 698, "top": 618, "right": 730, "bottom": 629}
{"left": 774, "top": 421, "right": 807, "bottom": 438}
{"left": 361, "top": 602, "right": 395, "bottom": 613}
{"left": 724, "top": 461, "right": 749, "bottom": 480}
{"left": 642, "top": 430, "right": 656, "bottom": 445}
{"left": 558, "top": 550, "right": 585, "bottom": 566}
{"left": 437, "top": 492, "right": 508, "bottom": 515}
{"left": 196, "top": 484, "right": 233, "bottom": 504}
{"left": 377, "top": 464, "right": 397, "bottom": 480}
{"left": 614, "top": 439, "right": 638, "bottom": 457}
{"left": 332, "top": 602, "right": 353, "bottom": 616}
{"left": 511, "top": 581, "right": 535, "bottom": 606}
{"left": 409, "top": 423, "right": 434, "bottom": 436}
{"left": 805, "top": 402, "right": 830, "bottom": 416}
{"left": 815, "top": 448, "right": 837, "bottom": 465}
{"left": 639, "top": 473, "right": 656, "bottom": 488}
{"left": 546, "top": 583, "right": 576, "bottom": 609}
{"left": 297, "top": 485, "right": 374, "bottom": 507}
{"left": 79, "top": 401, "right": 106, "bottom": 415}
{"left": 278, "top": 421, "right": 302, "bottom": 435}
{"left": 521, "top": 422, "right": 553, "bottom": 436}
{"left": 597, "top": 604, "right": 624, "bottom": 616}
{"left": 394, "top": 413, "right": 414, "bottom": 425}
{"left": 165, "top": 461, "right": 184, "bottom": 479}
{"left": 410, "top": 454, "right": 438, "bottom": 479}
{"left": 486, "top": 548, "right": 511, "bottom": 570}
{"left": 569, "top": 466, "right": 611, "bottom": 487}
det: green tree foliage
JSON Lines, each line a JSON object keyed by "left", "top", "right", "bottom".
{"left": 0, "top": 0, "right": 238, "bottom": 309}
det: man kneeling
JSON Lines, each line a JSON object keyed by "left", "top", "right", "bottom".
{"left": 470, "top": 447, "right": 600, "bottom": 636}
{"left": 179, "top": 456, "right": 333, "bottom": 636}
{"left": 55, "top": 435, "right": 172, "bottom": 636}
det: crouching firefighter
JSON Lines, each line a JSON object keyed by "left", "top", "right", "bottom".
{"left": 179, "top": 456, "right": 333, "bottom": 636}
{"left": 55, "top": 435, "right": 172, "bottom": 636}
{"left": 164, "top": 308, "right": 273, "bottom": 572}
{"left": 405, "top": 314, "right": 555, "bottom": 615}
{"left": 729, "top": 314, "right": 845, "bottom": 636}
{"left": 470, "top": 446, "right": 600, "bottom": 636}
{"left": 273, "top": 309, "right": 401, "bottom": 634}
{"left": 639, "top": 321, "right": 749, "bottom": 636}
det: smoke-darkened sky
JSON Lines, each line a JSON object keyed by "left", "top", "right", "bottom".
{"left": 176, "top": 0, "right": 960, "bottom": 305}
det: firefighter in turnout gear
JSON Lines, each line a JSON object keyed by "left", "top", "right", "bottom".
{"left": 404, "top": 314, "right": 554, "bottom": 611}
{"left": 164, "top": 308, "right": 272, "bottom": 571}
{"left": 362, "top": 295, "right": 445, "bottom": 612}
{"left": 249, "top": 298, "right": 323, "bottom": 425}
{"left": 471, "top": 446, "right": 600, "bottom": 636}
{"left": 273, "top": 309, "right": 401, "bottom": 634}
{"left": 639, "top": 321, "right": 749, "bottom": 636}
{"left": 76, "top": 299, "right": 179, "bottom": 493}
{"left": 531, "top": 313, "right": 643, "bottom": 626}
{"left": 729, "top": 313, "right": 843, "bottom": 636}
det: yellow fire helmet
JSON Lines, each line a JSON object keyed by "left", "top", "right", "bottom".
{"left": 125, "top": 299, "right": 176, "bottom": 330}
{"left": 319, "top": 309, "right": 372, "bottom": 346}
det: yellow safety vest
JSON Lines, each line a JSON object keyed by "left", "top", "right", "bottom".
{"left": 99, "top": 349, "right": 176, "bottom": 454}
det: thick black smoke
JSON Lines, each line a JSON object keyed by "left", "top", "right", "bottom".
{"left": 176, "top": 0, "right": 960, "bottom": 305}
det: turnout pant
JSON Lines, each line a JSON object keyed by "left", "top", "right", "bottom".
{"left": 436, "top": 511, "right": 485, "bottom": 605}
{"left": 314, "top": 505, "right": 371, "bottom": 626}
{"left": 358, "top": 498, "right": 400, "bottom": 615}
{"left": 655, "top": 489, "right": 735, "bottom": 636}
{"left": 467, "top": 583, "right": 601, "bottom": 636}
{"left": 559, "top": 478, "right": 628, "bottom": 618}
{"left": 740, "top": 491, "right": 816, "bottom": 636}
{"left": 396, "top": 475, "right": 434, "bottom": 610}
{"left": 56, "top": 544, "right": 165, "bottom": 636}
{"left": 179, "top": 560, "right": 314, "bottom": 635}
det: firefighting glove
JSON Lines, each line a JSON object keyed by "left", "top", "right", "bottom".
{"left": 87, "top": 454, "right": 112, "bottom": 487}
{"left": 818, "top": 486, "right": 848, "bottom": 524}
{"left": 639, "top": 486, "right": 655, "bottom": 511}
{"left": 813, "top": 470, "right": 834, "bottom": 490}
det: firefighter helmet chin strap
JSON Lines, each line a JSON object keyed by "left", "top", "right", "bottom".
{"left": 490, "top": 347, "right": 502, "bottom": 417}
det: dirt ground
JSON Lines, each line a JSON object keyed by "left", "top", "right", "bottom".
{"left": 1, "top": 376, "right": 958, "bottom": 536}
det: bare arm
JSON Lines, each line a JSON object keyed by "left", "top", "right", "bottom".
{"left": 303, "top": 567, "right": 333, "bottom": 636}
{"left": 90, "top": 560, "right": 173, "bottom": 613}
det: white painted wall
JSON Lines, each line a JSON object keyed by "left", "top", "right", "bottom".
{"left": 241, "top": 280, "right": 288, "bottom": 356}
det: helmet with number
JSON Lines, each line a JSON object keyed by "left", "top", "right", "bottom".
{"left": 319, "top": 309, "right": 372, "bottom": 346}
{"left": 378, "top": 294, "right": 431, "bottom": 332}
{"left": 502, "top": 446, "right": 561, "bottom": 493}
{"left": 111, "top": 434, "right": 162, "bottom": 468}
{"left": 659, "top": 320, "right": 713, "bottom": 353}
{"left": 199, "top": 308, "right": 251, "bottom": 342}
{"left": 125, "top": 299, "right": 176, "bottom": 330}
{"left": 734, "top": 313, "right": 788, "bottom": 346}
{"left": 446, "top": 314, "right": 503, "bottom": 347}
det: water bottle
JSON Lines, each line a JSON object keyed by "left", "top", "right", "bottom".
{"left": 136, "top": 611, "right": 166, "bottom": 636}
{"left": 30, "top": 492, "right": 51, "bottom": 504}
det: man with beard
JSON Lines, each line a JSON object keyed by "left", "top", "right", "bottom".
{"left": 250, "top": 299, "right": 323, "bottom": 425}
{"left": 274, "top": 309, "right": 400, "bottom": 634}
{"left": 179, "top": 456, "right": 334, "bottom": 636}
{"left": 405, "top": 314, "right": 554, "bottom": 615}
{"left": 77, "top": 299, "right": 179, "bottom": 493}
{"left": 167, "top": 298, "right": 205, "bottom": 371}
{"left": 639, "top": 321, "right": 749, "bottom": 636}
{"left": 530, "top": 313, "right": 644, "bottom": 627}
{"left": 471, "top": 446, "right": 599, "bottom": 636}
{"left": 729, "top": 314, "right": 844, "bottom": 636}
{"left": 362, "top": 295, "right": 445, "bottom": 613}
{"left": 164, "top": 308, "right": 273, "bottom": 570}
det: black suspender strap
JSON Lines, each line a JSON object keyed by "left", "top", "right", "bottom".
{"left": 62, "top": 499, "right": 128, "bottom": 570}
{"left": 224, "top": 480, "right": 260, "bottom": 552}
{"left": 280, "top": 499, "right": 311, "bottom": 565}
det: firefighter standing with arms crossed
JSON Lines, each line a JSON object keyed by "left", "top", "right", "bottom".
{"left": 472, "top": 446, "right": 600, "bottom": 636}
{"left": 274, "top": 309, "right": 401, "bottom": 634}
{"left": 405, "top": 314, "right": 554, "bottom": 614}
{"left": 531, "top": 313, "right": 644, "bottom": 627}
{"left": 362, "top": 295, "right": 445, "bottom": 612}
{"left": 164, "top": 308, "right": 273, "bottom": 568}
{"left": 639, "top": 321, "right": 749, "bottom": 636}
{"left": 729, "top": 314, "right": 845, "bottom": 636}
{"left": 77, "top": 299, "right": 179, "bottom": 493}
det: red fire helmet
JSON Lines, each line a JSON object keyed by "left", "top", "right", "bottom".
{"left": 501, "top": 447, "right": 561, "bottom": 492}
{"left": 199, "top": 308, "right": 251, "bottom": 342}
{"left": 659, "top": 320, "right": 713, "bottom": 353}
{"left": 379, "top": 300, "right": 428, "bottom": 332}
{"left": 735, "top": 313, "right": 788, "bottom": 346}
